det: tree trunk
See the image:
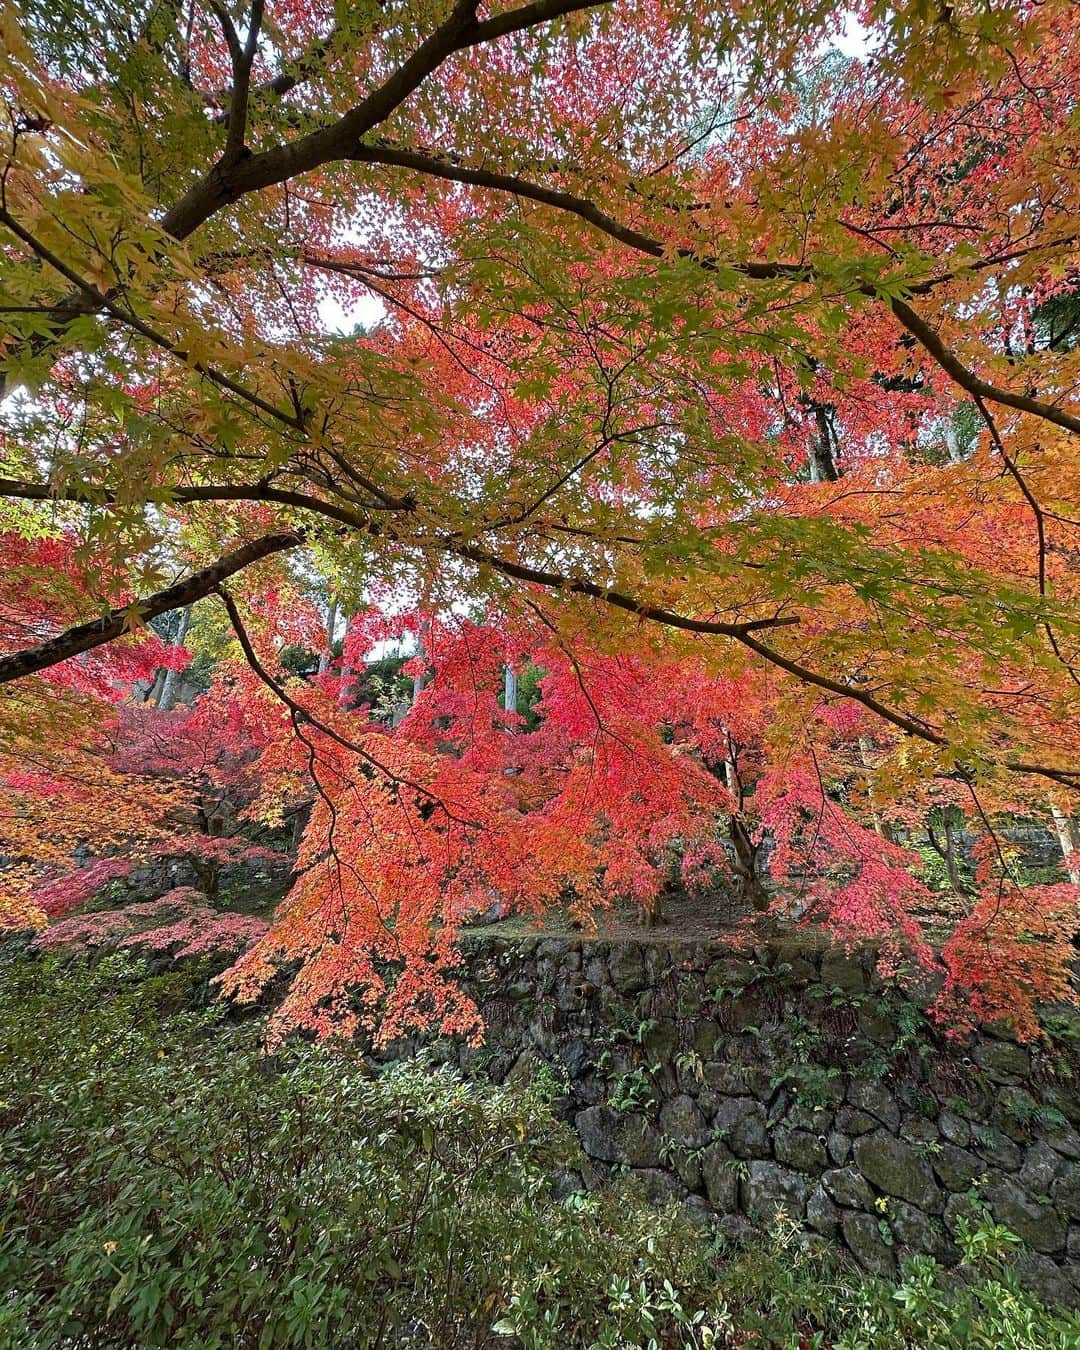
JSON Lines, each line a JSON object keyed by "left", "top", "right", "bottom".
{"left": 716, "top": 730, "right": 770, "bottom": 912}
{"left": 145, "top": 667, "right": 167, "bottom": 705}
{"left": 858, "top": 735, "right": 887, "bottom": 838}
{"left": 411, "top": 624, "right": 429, "bottom": 705}
{"left": 157, "top": 604, "right": 193, "bottom": 710}
{"left": 190, "top": 854, "right": 221, "bottom": 905}
{"left": 317, "top": 597, "right": 338, "bottom": 675}
{"left": 338, "top": 612, "right": 355, "bottom": 707}
{"left": 1051, "top": 804, "right": 1080, "bottom": 884}
{"left": 808, "top": 402, "right": 839, "bottom": 482}
{"left": 927, "top": 813, "right": 969, "bottom": 894}
{"left": 730, "top": 813, "right": 770, "bottom": 911}
{"left": 942, "top": 815, "right": 966, "bottom": 893}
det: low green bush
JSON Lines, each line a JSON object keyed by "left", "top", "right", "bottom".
{"left": 0, "top": 952, "right": 717, "bottom": 1347}
{"left": 709, "top": 1213, "right": 1080, "bottom": 1350}
{"left": 0, "top": 949, "right": 1077, "bottom": 1348}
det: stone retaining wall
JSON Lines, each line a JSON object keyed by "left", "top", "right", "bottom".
{"left": 398, "top": 932, "right": 1080, "bottom": 1305}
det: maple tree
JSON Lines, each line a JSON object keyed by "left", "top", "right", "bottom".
{"left": 0, "top": 688, "right": 292, "bottom": 930}
{"left": 1, "top": 0, "right": 1078, "bottom": 1041}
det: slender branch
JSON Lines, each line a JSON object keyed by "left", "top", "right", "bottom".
{"left": 447, "top": 545, "right": 1078, "bottom": 788}
{"left": 349, "top": 140, "right": 749, "bottom": 271}
{"left": 0, "top": 206, "right": 308, "bottom": 433}
{"left": 734, "top": 629, "right": 1079, "bottom": 791}
{"left": 447, "top": 540, "right": 800, "bottom": 638}
{"left": 216, "top": 585, "right": 477, "bottom": 824}
{"left": 0, "top": 475, "right": 782, "bottom": 637}
{"left": 0, "top": 532, "right": 302, "bottom": 684}
{"left": 211, "top": 0, "right": 265, "bottom": 161}
{"left": 0, "top": 477, "right": 391, "bottom": 529}
{"left": 733, "top": 630, "right": 946, "bottom": 744}
{"left": 206, "top": 23, "right": 345, "bottom": 121}
{"left": 971, "top": 394, "right": 1080, "bottom": 686}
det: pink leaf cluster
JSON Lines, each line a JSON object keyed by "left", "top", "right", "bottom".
{"left": 32, "top": 889, "right": 269, "bottom": 958}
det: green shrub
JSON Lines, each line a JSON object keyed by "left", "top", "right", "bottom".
{"left": 0, "top": 953, "right": 718, "bottom": 1348}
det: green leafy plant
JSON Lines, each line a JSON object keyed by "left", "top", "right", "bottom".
{"left": 2, "top": 953, "right": 1078, "bottom": 1349}
{"left": 715, "top": 1213, "right": 1080, "bottom": 1350}
{"left": 611, "top": 1015, "right": 659, "bottom": 1047}
{"left": 768, "top": 1061, "right": 841, "bottom": 1109}
{"left": 675, "top": 1049, "right": 706, "bottom": 1085}
{"left": 609, "top": 1065, "right": 656, "bottom": 1111}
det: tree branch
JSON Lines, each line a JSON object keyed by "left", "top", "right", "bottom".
{"left": 160, "top": 0, "right": 612, "bottom": 239}
{"left": 0, "top": 477, "right": 388, "bottom": 530}
{"left": 890, "top": 298, "right": 1080, "bottom": 438}
{"left": 969, "top": 395, "right": 1080, "bottom": 686}
{"left": 351, "top": 141, "right": 1080, "bottom": 438}
{"left": 733, "top": 629, "right": 1079, "bottom": 792}
{"left": 447, "top": 540, "right": 800, "bottom": 638}
{"left": 0, "top": 206, "right": 308, "bottom": 433}
{"left": 0, "top": 531, "right": 302, "bottom": 684}
{"left": 0, "top": 0, "right": 613, "bottom": 392}
{"left": 211, "top": 0, "right": 265, "bottom": 161}
{"left": 3, "top": 475, "right": 1074, "bottom": 792}
{"left": 216, "top": 584, "right": 478, "bottom": 824}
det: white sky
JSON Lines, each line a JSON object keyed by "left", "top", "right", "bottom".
{"left": 317, "top": 291, "right": 387, "bottom": 336}
{"left": 832, "top": 13, "right": 871, "bottom": 58}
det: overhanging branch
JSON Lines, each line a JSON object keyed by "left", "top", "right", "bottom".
{"left": 0, "top": 0, "right": 615, "bottom": 395}
{"left": 0, "top": 531, "right": 302, "bottom": 685}
{"left": 352, "top": 141, "right": 1080, "bottom": 439}
{"left": 2, "top": 476, "right": 1075, "bottom": 792}
{"left": 216, "top": 585, "right": 478, "bottom": 825}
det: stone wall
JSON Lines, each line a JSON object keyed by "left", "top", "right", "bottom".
{"left": 119, "top": 853, "right": 292, "bottom": 903}
{"left": 400, "top": 932, "right": 1079, "bottom": 1305}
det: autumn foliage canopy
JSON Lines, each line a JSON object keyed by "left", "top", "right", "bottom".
{"left": 1, "top": 0, "right": 1078, "bottom": 1043}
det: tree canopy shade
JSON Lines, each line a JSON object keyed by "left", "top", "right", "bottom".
{"left": 1, "top": 0, "right": 1078, "bottom": 1041}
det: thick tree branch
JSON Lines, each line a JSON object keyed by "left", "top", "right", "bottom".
{"left": 160, "top": 0, "right": 612, "bottom": 239}
{"left": 0, "top": 532, "right": 302, "bottom": 684}
{"left": 890, "top": 299, "right": 1080, "bottom": 438}
{"left": 13, "top": 4, "right": 1074, "bottom": 452}
{"left": 0, "top": 0, "right": 613, "bottom": 392}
